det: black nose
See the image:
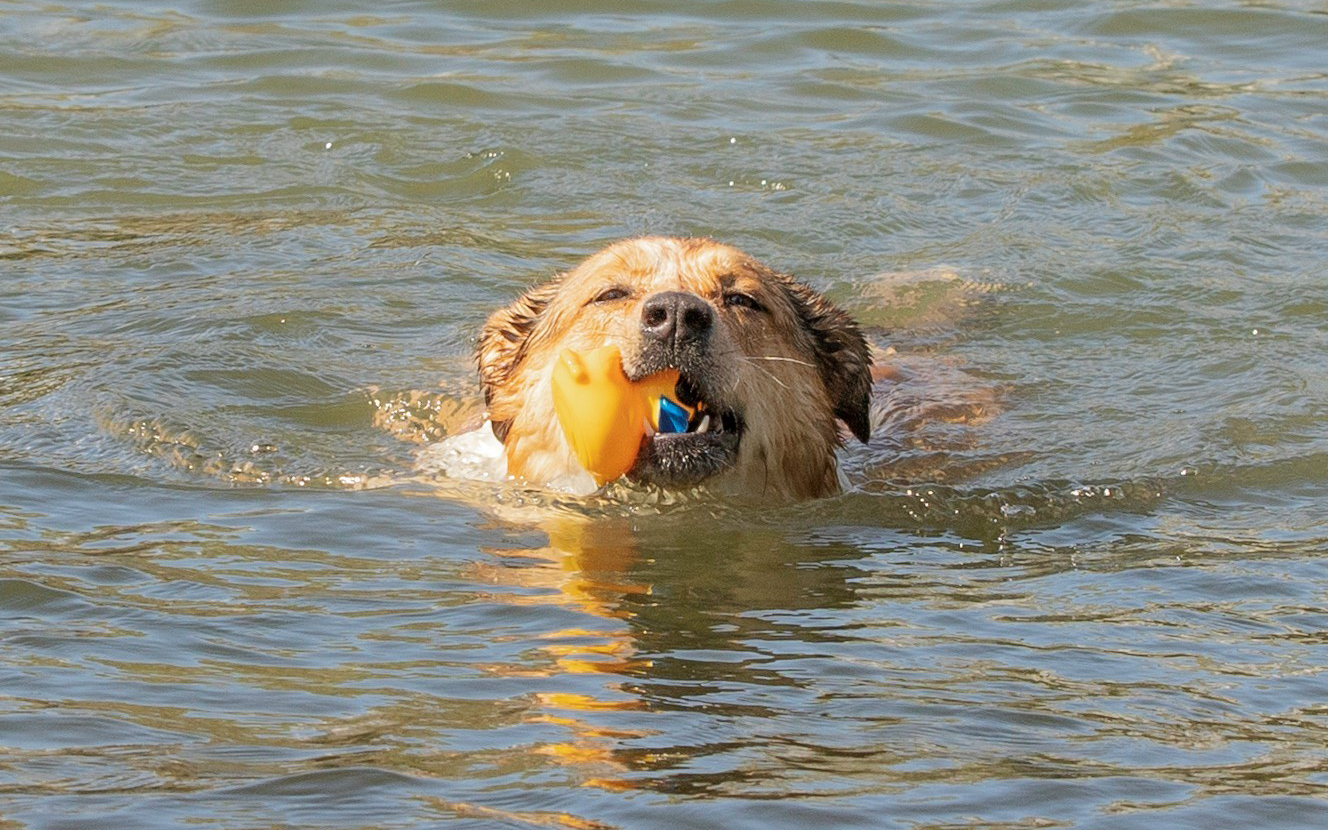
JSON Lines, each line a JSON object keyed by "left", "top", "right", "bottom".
{"left": 640, "top": 291, "right": 714, "bottom": 346}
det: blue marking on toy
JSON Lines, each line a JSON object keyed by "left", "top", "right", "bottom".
{"left": 657, "top": 397, "right": 690, "bottom": 433}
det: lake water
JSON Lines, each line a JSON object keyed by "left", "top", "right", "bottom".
{"left": 3, "top": 1, "right": 1327, "bottom": 828}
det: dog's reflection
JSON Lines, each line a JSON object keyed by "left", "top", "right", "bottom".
{"left": 470, "top": 505, "right": 871, "bottom": 793}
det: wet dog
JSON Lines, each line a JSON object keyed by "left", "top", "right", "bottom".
{"left": 476, "top": 237, "right": 872, "bottom": 501}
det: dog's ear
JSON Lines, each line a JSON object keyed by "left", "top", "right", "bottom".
{"left": 476, "top": 277, "right": 563, "bottom": 442}
{"left": 778, "top": 276, "right": 872, "bottom": 444}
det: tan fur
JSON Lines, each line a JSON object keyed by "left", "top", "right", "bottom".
{"left": 476, "top": 237, "right": 871, "bottom": 501}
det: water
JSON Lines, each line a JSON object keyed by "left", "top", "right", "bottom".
{"left": 3, "top": 1, "right": 1327, "bottom": 827}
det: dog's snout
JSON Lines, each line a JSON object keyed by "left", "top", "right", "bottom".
{"left": 641, "top": 291, "right": 713, "bottom": 345}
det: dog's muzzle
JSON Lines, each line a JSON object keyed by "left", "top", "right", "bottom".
{"left": 626, "top": 291, "right": 744, "bottom": 488}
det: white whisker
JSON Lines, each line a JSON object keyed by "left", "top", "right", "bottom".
{"left": 746, "top": 355, "right": 814, "bottom": 368}
{"left": 735, "top": 355, "right": 791, "bottom": 390}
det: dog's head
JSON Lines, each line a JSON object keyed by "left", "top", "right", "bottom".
{"left": 476, "top": 237, "right": 871, "bottom": 500}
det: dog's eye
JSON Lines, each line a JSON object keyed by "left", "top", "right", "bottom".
{"left": 591, "top": 286, "right": 631, "bottom": 304}
{"left": 723, "top": 292, "right": 765, "bottom": 312}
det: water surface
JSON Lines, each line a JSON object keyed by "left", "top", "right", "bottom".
{"left": 3, "top": 1, "right": 1328, "bottom": 828}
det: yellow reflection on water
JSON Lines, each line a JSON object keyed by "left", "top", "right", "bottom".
{"left": 479, "top": 512, "right": 654, "bottom": 789}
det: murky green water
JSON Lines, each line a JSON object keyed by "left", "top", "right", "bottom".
{"left": 3, "top": 1, "right": 1328, "bottom": 828}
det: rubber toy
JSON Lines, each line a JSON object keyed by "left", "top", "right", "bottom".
{"left": 551, "top": 345, "right": 696, "bottom": 484}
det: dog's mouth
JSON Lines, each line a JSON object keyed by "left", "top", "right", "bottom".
{"left": 628, "top": 373, "right": 744, "bottom": 487}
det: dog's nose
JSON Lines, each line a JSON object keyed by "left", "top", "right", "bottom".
{"left": 640, "top": 291, "right": 714, "bottom": 346}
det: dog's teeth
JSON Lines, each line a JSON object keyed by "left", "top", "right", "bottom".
{"left": 696, "top": 414, "right": 711, "bottom": 434}
{"left": 643, "top": 416, "right": 656, "bottom": 437}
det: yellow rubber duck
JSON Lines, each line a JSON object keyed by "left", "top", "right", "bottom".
{"left": 550, "top": 345, "right": 695, "bottom": 485}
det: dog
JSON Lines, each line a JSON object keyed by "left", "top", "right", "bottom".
{"left": 474, "top": 237, "right": 872, "bottom": 501}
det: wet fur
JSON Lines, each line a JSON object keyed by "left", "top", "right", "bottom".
{"left": 476, "top": 237, "right": 871, "bottom": 501}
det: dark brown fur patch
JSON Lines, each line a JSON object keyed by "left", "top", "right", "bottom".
{"left": 765, "top": 268, "right": 873, "bottom": 444}
{"left": 476, "top": 277, "right": 563, "bottom": 442}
